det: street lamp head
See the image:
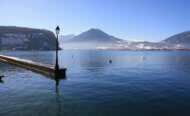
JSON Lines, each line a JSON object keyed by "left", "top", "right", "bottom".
{"left": 55, "top": 26, "right": 60, "bottom": 35}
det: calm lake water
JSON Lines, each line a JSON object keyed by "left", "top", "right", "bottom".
{"left": 1, "top": 50, "right": 190, "bottom": 116}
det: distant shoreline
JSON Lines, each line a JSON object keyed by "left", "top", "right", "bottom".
{"left": 1, "top": 49, "right": 190, "bottom": 52}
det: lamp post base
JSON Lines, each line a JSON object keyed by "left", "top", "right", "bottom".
{"left": 55, "top": 68, "right": 66, "bottom": 78}
{"left": 54, "top": 68, "right": 66, "bottom": 85}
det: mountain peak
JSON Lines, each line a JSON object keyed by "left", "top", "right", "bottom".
{"left": 87, "top": 28, "right": 103, "bottom": 33}
{"left": 89, "top": 28, "right": 100, "bottom": 30}
{"left": 67, "top": 28, "right": 121, "bottom": 43}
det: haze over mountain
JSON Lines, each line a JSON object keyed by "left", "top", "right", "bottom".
{"left": 59, "top": 34, "right": 75, "bottom": 42}
{"left": 61, "top": 28, "right": 190, "bottom": 50}
{"left": 61, "top": 28, "right": 122, "bottom": 49}
{"left": 1, "top": 26, "right": 190, "bottom": 51}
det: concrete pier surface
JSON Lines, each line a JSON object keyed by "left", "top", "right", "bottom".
{"left": 0, "top": 55, "right": 66, "bottom": 79}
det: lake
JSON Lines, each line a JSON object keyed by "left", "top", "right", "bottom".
{"left": 1, "top": 50, "right": 190, "bottom": 116}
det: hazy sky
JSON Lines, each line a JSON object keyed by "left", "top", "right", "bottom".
{"left": 0, "top": 0, "right": 190, "bottom": 41}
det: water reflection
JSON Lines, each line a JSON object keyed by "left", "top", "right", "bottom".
{"left": 0, "top": 62, "right": 14, "bottom": 72}
{"left": 54, "top": 73, "right": 66, "bottom": 115}
{"left": 2, "top": 51, "right": 190, "bottom": 115}
{"left": 77, "top": 50, "right": 111, "bottom": 73}
{"left": 164, "top": 52, "right": 190, "bottom": 71}
{"left": 0, "top": 79, "right": 4, "bottom": 83}
{"left": 55, "top": 81, "right": 62, "bottom": 116}
{"left": 55, "top": 76, "right": 60, "bottom": 86}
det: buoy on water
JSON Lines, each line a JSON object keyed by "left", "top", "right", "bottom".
{"left": 108, "top": 59, "right": 112, "bottom": 63}
{"left": 142, "top": 56, "right": 145, "bottom": 60}
{"left": 100, "top": 57, "right": 102, "bottom": 60}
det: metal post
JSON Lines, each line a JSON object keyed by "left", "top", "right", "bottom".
{"left": 55, "top": 34, "right": 59, "bottom": 71}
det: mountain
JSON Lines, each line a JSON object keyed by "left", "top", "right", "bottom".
{"left": 61, "top": 28, "right": 123, "bottom": 49}
{"left": 67, "top": 28, "right": 121, "bottom": 43}
{"left": 61, "top": 29, "right": 190, "bottom": 50}
{"left": 162, "top": 31, "right": 190, "bottom": 43}
{"left": 0, "top": 26, "right": 57, "bottom": 51}
{"left": 61, "top": 28, "right": 158, "bottom": 50}
{"left": 1, "top": 26, "right": 190, "bottom": 51}
{"left": 159, "top": 31, "right": 190, "bottom": 49}
{"left": 119, "top": 31, "right": 190, "bottom": 50}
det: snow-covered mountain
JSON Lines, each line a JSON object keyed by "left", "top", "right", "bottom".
{"left": 162, "top": 31, "right": 190, "bottom": 43}
{"left": 158, "top": 31, "right": 190, "bottom": 49}
{"left": 1, "top": 26, "right": 189, "bottom": 51}
{"left": 60, "top": 29, "right": 190, "bottom": 50}
{"left": 60, "top": 28, "right": 158, "bottom": 50}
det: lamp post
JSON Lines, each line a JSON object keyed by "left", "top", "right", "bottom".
{"left": 55, "top": 26, "right": 60, "bottom": 72}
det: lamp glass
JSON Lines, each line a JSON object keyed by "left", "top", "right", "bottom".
{"left": 55, "top": 26, "right": 60, "bottom": 34}
{"left": 56, "top": 30, "right": 59, "bottom": 34}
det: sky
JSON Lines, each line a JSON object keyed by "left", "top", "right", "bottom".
{"left": 0, "top": 0, "right": 190, "bottom": 42}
